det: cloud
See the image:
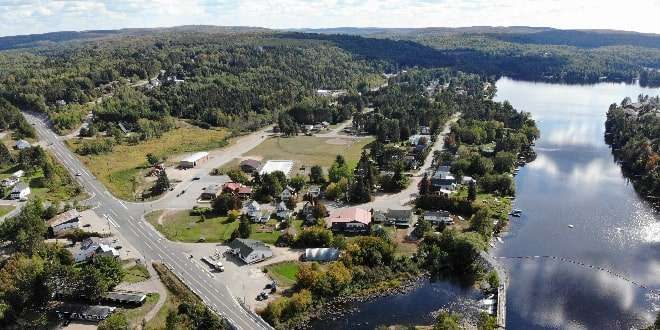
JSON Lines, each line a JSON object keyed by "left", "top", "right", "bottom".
{"left": 1, "top": 0, "right": 660, "bottom": 37}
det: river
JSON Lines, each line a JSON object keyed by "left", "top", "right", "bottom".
{"left": 493, "top": 78, "right": 660, "bottom": 329}
{"left": 311, "top": 78, "right": 659, "bottom": 329}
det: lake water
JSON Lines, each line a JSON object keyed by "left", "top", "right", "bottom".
{"left": 494, "top": 77, "right": 660, "bottom": 329}
{"left": 311, "top": 78, "right": 660, "bottom": 329}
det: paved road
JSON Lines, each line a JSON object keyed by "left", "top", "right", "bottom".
{"left": 24, "top": 112, "right": 270, "bottom": 330}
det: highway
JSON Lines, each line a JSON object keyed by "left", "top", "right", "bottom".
{"left": 23, "top": 112, "right": 270, "bottom": 330}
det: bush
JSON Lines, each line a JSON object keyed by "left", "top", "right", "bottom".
{"left": 294, "top": 227, "right": 333, "bottom": 248}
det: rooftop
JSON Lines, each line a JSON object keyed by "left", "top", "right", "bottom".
{"left": 181, "top": 151, "right": 209, "bottom": 163}
{"left": 328, "top": 207, "right": 371, "bottom": 225}
{"left": 259, "top": 160, "right": 294, "bottom": 176}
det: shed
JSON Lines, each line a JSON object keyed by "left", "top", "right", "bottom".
{"left": 15, "top": 139, "right": 31, "bottom": 150}
{"left": 55, "top": 303, "right": 116, "bottom": 322}
{"left": 104, "top": 291, "right": 147, "bottom": 306}
{"left": 201, "top": 184, "right": 221, "bottom": 200}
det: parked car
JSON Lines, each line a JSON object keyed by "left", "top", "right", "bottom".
{"left": 256, "top": 292, "right": 269, "bottom": 301}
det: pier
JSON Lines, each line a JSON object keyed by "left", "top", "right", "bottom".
{"left": 480, "top": 252, "right": 507, "bottom": 328}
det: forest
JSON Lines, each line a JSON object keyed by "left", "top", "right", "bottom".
{"left": 605, "top": 95, "right": 660, "bottom": 208}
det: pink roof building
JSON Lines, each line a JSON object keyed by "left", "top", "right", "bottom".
{"left": 327, "top": 207, "right": 372, "bottom": 231}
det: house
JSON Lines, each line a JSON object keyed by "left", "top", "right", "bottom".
{"left": 300, "top": 202, "right": 317, "bottom": 225}
{"left": 223, "top": 182, "right": 252, "bottom": 198}
{"left": 74, "top": 237, "right": 119, "bottom": 262}
{"left": 321, "top": 121, "right": 330, "bottom": 129}
{"left": 47, "top": 209, "right": 81, "bottom": 236}
{"left": 179, "top": 152, "right": 209, "bottom": 168}
{"left": 386, "top": 209, "right": 414, "bottom": 227}
{"left": 237, "top": 186, "right": 253, "bottom": 199}
{"left": 404, "top": 155, "right": 418, "bottom": 170}
{"left": 149, "top": 78, "right": 161, "bottom": 87}
{"left": 55, "top": 303, "right": 116, "bottom": 322}
{"left": 1, "top": 177, "right": 18, "bottom": 188}
{"left": 10, "top": 183, "right": 30, "bottom": 200}
{"left": 303, "top": 248, "right": 339, "bottom": 262}
{"left": 254, "top": 211, "right": 271, "bottom": 224}
{"left": 244, "top": 200, "right": 261, "bottom": 220}
{"left": 307, "top": 185, "right": 321, "bottom": 198}
{"left": 15, "top": 139, "right": 31, "bottom": 150}
{"left": 276, "top": 201, "right": 292, "bottom": 219}
{"left": 240, "top": 159, "right": 261, "bottom": 173}
{"left": 200, "top": 184, "right": 221, "bottom": 200}
{"left": 56, "top": 99, "right": 67, "bottom": 106}
{"left": 327, "top": 207, "right": 372, "bottom": 233}
{"left": 408, "top": 135, "right": 426, "bottom": 146}
{"left": 104, "top": 291, "right": 147, "bottom": 306}
{"left": 280, "top": 186, "right": 296, "bottom": 201}
{"left": 431, "top": 170, "right": 456, "bottom": 190}
{"left": 423, "top": 210, "right": 454, "bottom": 226}
{"left": 372, "top": 210, "right": 387, "bottom": 223}
{"left": 228, "top": 238, "right": 273, "bottom": 264}
{"left": 462, "top": 176, "right": 477, "bottom": 185}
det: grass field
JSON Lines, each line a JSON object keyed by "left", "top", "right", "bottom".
{"left": 146, "top": 209, "right": 299, "bottom": 245}
{"left": 244, "top": 136, "right": 374, "bottom": 169}
{"left": 265, "top": 261, "right": 301, "bottom": 287}
{"left": 0, "top": 205, "right": 15, "bottom": 218}
{"left": 123, "top": 263, "right": 151, "bottom": 283}
{"left": 67, "top": 122, "right": 229, "bottom": 200}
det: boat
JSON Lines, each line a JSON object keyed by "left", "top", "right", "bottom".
{"left": 496, "top": 237, "right": 503, "bottom": 243}
{"left": 568, "top": 224, "right": 574, "bottom": 228}
{"left": 510, "top": 213, "right": 521, "bottom": 217}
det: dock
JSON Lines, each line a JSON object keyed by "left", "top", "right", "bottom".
{"left": 480, "top": 251, "right": 507, "bottom": 328}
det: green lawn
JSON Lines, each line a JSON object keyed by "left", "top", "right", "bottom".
{"left": 265, "top": 261, "right": 301, "bottom": 287}
{"left": 454, "top": 187, "right": 512, "bottom": 221}
{"left": 123, "top": 263, "right": 151, "bottom": 284}
{"left": 244, "top": 135, "right": 374, "bottom": 170}
{"left": 0, "top": 205, "right": 15, "bottom": 218}
{"left": 146, "top": 209, "right": 298, "bottom": 244}
{"left": 67, "top": 122, "right": 229, "bottom": 200}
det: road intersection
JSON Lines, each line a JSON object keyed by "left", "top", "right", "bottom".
{"left": 23, "top": 112, "right": 271, "bottom": 330}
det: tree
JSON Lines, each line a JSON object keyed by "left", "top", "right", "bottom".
{"left": 467, "top": 181, "right": 477, "bottom": 201}
{"left": 238, "top": 215, "right": 251, "bottom": 239}
{"left": 311, "top": 201, "right": 328, "bottom": 219}
{"left": 477, "top": 312, "right": 497, "bottom": 330}
{"left": 493, "top": 151, "right": 516, "bottom": 173}
{"left": 0, "top": 199, "right": 46, "bottom": 255}
{"left": 419, "top": 172, "right": 431, "bottom": 195}
{"left": 0, "top": 143, "right": 13, "bottom": 164}
{"left": 433, "top": 312, "right": 462, "bottom": 330}
{"left": 309, "top": 165, "right": 325, "bottom": 184}
{"left": 98, "top": 312, "right": 128, "bottom": 330}
{"left": 212, "top": 193, "right": 241, "bottom": 215}
{"left": 328, "top": 155, "right": 351, "bottom": 183}
{"left": 226, "top": 168, "right": 249, "bottom": 185}
{"left": 470, "top": 209, "right": 494, "bottom": 240}
{"left": 146, "top": 153, "right": 160, "bottom": 166}
{"left": 413, "top": 218, "right": 432, "bottom": 238}
{"left": 93, "top": 256, "right": 124, "bottom": 289}
{"left": 153, "top": 170, "right": 170, "bottom": 195}
{"left": 288, "top": 176, "right": 306, "bottom": 192}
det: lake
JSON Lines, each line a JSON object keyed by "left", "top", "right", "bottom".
{"left": 494, "top": 77, "right": 659, "bottom": 329}
{"left": 311, "top": 78, "right": 659, "bottom": 329}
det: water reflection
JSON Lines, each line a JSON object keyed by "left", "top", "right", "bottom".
{"left": 495, "top": 78, "right": 660, "bottom": 329}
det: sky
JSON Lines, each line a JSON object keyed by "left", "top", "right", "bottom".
{"left": 1, "top": 0, "right": 660, "bottom": 37}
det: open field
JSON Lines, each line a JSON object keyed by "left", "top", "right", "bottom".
{"left": 67, "top": 122, "right": 229, "bottom": 200}
{"left": 265, "top": 261, "right": 301, "bottom": 287}
{"left": 146, "top": 209, "right": 301, "bottom": 244}
{"left": 243, "top": 135, "right": 374, "bottom": 170}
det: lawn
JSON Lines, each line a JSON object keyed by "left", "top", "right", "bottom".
{"left": 123, "top": 263, "right": 151, "bottom": 283}
{"left": 67, "top": 122, "right": 229, "bottom": 200}
{"left": 265, "top": 261, "right": 301, "bottom": 287}
{"left": 244, "top": 135, "right": 374, "bottom": 170}
{"left": 0, "top": 205, "right": 15, "bottom": 218}
{"left": 454, "top": 187, "right": 512, "bottom": 221}
{"left": 146, "top": 209, "right": 297, "bottom": 245}
{"left": 0, "top": 159, "right": 82, "bottom": 204}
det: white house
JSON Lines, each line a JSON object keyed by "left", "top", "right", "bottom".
{"left": 1, "top": 177, "right": 18, "bottom": 188}
{"left": 228, "top": 238, "right": 273, "bottom": 264}
{"left": 74, "top": 237, "right": 119, "bottom": 263}
{"left": 10, "top": 183, "right": 30, "bottom": 200}
{"left": 280, "top": 186, "right": 296, "bottom": 201}
{"left": 15, "top": 140, "right": 31, "bottom": 150}
{"left": 276, "top": 201, "right": 292, "bottom": 219}
{"left": 12, "top": 170, "right": 24, "bottom": 178}
{"left": 244, "top": 200, "right": 261, "bottom": 220}
{"left": 47, "top": 209, "right": 81, "bottom": 236}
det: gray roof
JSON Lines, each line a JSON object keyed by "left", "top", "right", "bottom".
{"left": 55, "top": 303, "right": 115, "bottom": 319}
{"left": 387, "top": 209, "right": 413, "bottom": 218}
{"left": 240, "top": 159, "right": 261, "bottom": 169}
{"left": 304, "top": 248, "right": 339, "bottom": 262}
{"left": 229, "top": 238, "right": 271, "bottom": 258}
{"left": 205, "top": 184, "right": 220, "bottom": 195}
{"left": 105, "top": 291, "right": 147, "bottom": 303}
{"left": 15, "top": 139, "right": 31, "bottom": 149}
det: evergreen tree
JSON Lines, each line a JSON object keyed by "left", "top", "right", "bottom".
{"left": 309, "top": 165, "right": 325, "bottom": 184}
{"left": 0, "top": 143, "right": 13, "bottom": 164}
{"left": 419, "top": 172, "right": 431, "bottom": 195}
{"left": 153, "top": 170, "right": 170, "bottom": 195}
{"left": 467, "top": 181, "right": 477, "bottom": 201}
{"left": 238, "top": 214, "right": 251, "bottom": 238}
